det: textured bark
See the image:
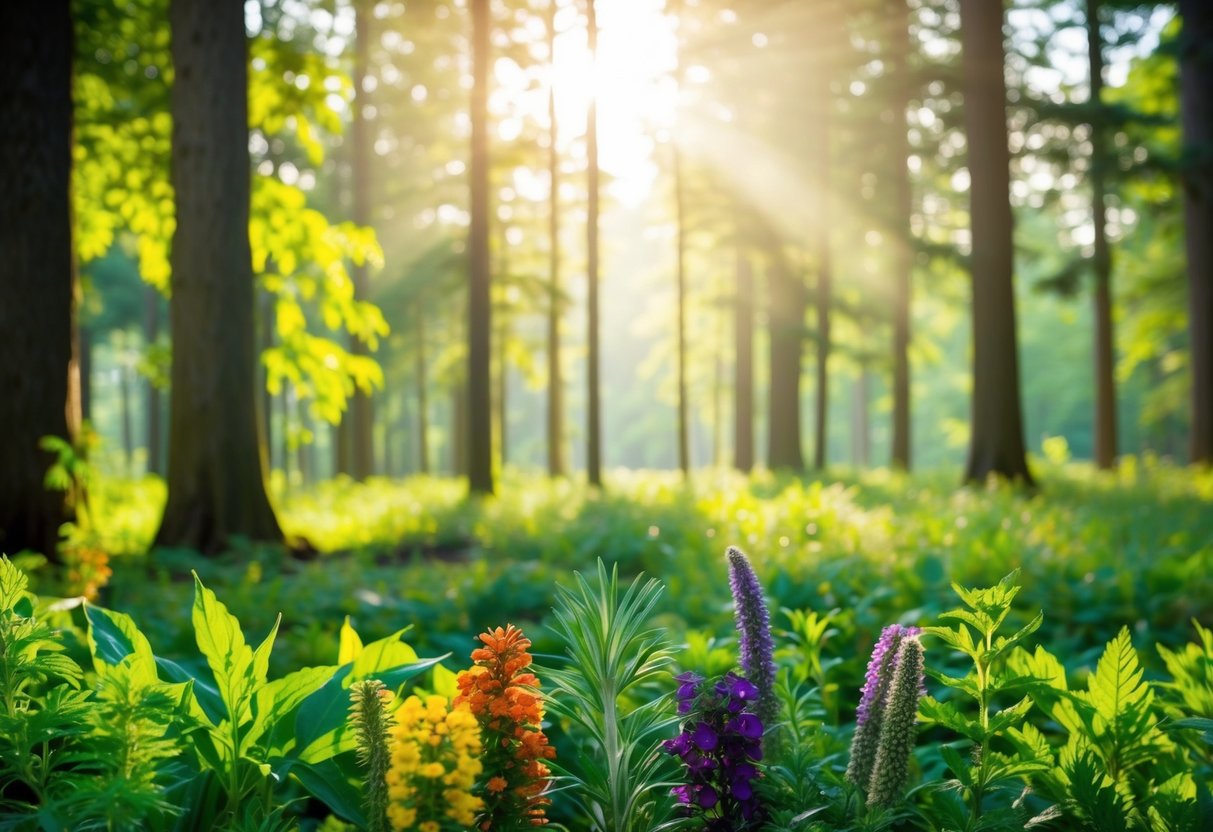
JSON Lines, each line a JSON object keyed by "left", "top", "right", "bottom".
{"left": 0, "top": 0, "right": 79, "bottom": 560}
{"left": 586, "top": 0, "right": 603, "bottom": 487}
{"left": 144, "top": 286, "right": 163, "bottom": 475}
{"left": 674, "top": 144, "right": 690, "bottom": 475}
{"left": 546, "top": 0, "right": 565, "bottom": 478}
{"left": 1088, "top": 0, "right": 1118, "bottom": 470}
{"left": 767, "top": 245, "right": 804, "bottom": 471}
{"left": 959, "top": 0, "right": 1034, "bottom": 485}
{"left": 155, "top": 0, "right": 282, "bottom": 551}
{"left": 733, "top": 249, "right": 754, "bottom": 472}
{"left": 468, "top": 0, "right": 494, "bottom": 494}
{"left": 1179, "top": 0, "right": 1213, "bottom": 464}
{"left": 350, "top": 0, "right": 374, "bottom": 480}
{"left": 889, "top": 0, "right": 913, "bottom": 470}
{"left": 81, "top": 328, "right": 93, "bottom": 422}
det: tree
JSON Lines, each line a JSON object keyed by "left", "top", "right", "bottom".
{"left": 959, "top": 0, "right": 1034, "bottom": 485}
{"left": 155, "top": 0, "right": 282, "bottom": 551}
{"left": 586, "top": 0, "right": 603, "bottom": 487}
{"left": 1179, "top": 0, "right": 1213, "bottom": 464}
{"left": 467, "top": 0, "right": 494, "bottom": 495}
{"left": 0, "top": 0, "right": 80, "bottom": 560}
{"left": 350, "top": 0, "right": 375, "bottom": 480}
{"left": 767, "top": 237, "right": 804, "bottom": 471}
{"left": 1087, "top": 0, "right": 1118, "bottom": 469}
{"left": 733, "top": 246, "right": 754, "bottom": 472}
{"left": 546, "top": 0, "right": 565, "bottom": 478}
{"left": 888, "top": 0, "right": 913, "bottom": 471}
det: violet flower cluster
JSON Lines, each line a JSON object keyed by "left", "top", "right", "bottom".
{"left": 663, "top": 671, "right": 765, "bottom": 829}
{"left": 846, "top": 624, "right": 926, "bottom": 807}
{"left": 726, "top": 547, "right": 778, "bottom": 737}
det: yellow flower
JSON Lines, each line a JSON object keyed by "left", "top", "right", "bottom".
{"left": 386, "top": 694, "right": 484, "bottom": 830}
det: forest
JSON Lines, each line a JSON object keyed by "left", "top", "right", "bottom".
{"left": 1, "top": 0, "right": 1212, "bottom": 830}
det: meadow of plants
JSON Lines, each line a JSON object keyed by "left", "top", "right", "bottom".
{"left": 3, "top": 459, "right": 1213, "bottom": 830}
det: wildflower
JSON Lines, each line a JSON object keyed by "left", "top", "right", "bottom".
{"left": 386, "top": 694, "right": 484, "bottom": 830}
{"left": 726, "top": 547, "right": 778, "bottom": 736}
{"left": 866, "top": 636, "right": 925, "bottom": 807}
{"left": 455, "top": 624, "right": 555, "bottom": 829}
{"left": 845, "top": 625, "right": 925, "bottom": 806}
{"left": 663, "top": 671, "right": 765, "bottom": 829}
{"left": 349, "top": 680, "right": 395, "bottom": 832}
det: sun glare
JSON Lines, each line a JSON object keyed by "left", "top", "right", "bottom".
{"left": 494, "top": 0, "right": 679, "bottom": 205}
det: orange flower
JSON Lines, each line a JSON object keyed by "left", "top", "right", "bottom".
{"left": 455, "top": 624, "right": 555, "bottom": 829}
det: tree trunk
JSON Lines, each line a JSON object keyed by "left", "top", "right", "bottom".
{"left": 811, "top": 19, "right": 834, "bottom": 472}
{"left": 712, "top": 306, "right": 724, "bottom": 467}
{"left": 812, "top": 229, "right": 832, "bottom": 471}
{"left": 1087, "top": 0, "right": 1118, "bottom": 470}
{"left": 674, "top": 144, "right": 690, "bottom": 475}
{"left": 586, "top": 0, "right": 603, "bottom": 487}
{"left": 155, "top": 0, "right": 282, "bottom": 551}
{"left": 81, "top": 327, "right": 93, "bottom": 423}
{"left": 734, "top": 248, "right": 754, "bottom": 472}
{"left": 497, "top": 316, "right": 509, "bottom": 468}
{"left": 959, "top": 0, "right": 1034, "bottom": 485}
{"left": 852, "top": 366, "right": 870, "bottom": 468}
{"left": 767, "top": 243, "right": 804, "bottom": 471}
{"left": 1179, "top": 0, "right": 1213, "bottom": 464}
{"left": 350, "top": 0, "right": 374, "bottom": 480}
{"left": 546, "top": 0, "right": 565, "bottom": 478}
{"left": 468, "top": 0, "right": 494, "bottom": 494}
{"left": 144, "top": 286, "right": 163, "bottom": 475}
{"left": 889, "top": 0, "right": 913, "bottom": 470}
{"left": 259, "top": 287, "right": 273, "bottom": 467}
{"left": 120, "top": 351, "right": 134, "bottom": 475}
{"left": 417, "top": 309, "right": 429, "bottom": 474}
{"left": 0, "top": 0, "right": 79, "bottom": 560}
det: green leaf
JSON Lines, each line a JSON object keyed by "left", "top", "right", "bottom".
{"left": 285, "top": 758, "right": 366, "bottom": 826}
{"left": 0, "top": 555, "right": 29, "bottom": 612}
{"left": 919, "top": 696, "right": 984, "bottom": 742}
{"left": 337, "top": 616, "right": 362, "bottom": 664}
{"left": 940, "top": 743, "right": 974, "bottom": 787}
{"left": 350, "top": 627, "right": 416, "bottom": 679}
{"left": 84, "top": 602, "right": 158, "bottom": 686}
{"left": 191, "top": 572, "right": 255, "bottom": 724}
{"left": 246, "top": 664, "right": 337, "bottom": 757}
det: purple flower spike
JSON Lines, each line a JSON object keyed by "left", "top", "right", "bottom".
{"left": 698, "top": 786, "right": 719, "bottom": 809}
{"left": 692, "top": 722, "right": 719, "bottom": 751}
{"left": 727, "top": 548, "right": 778, "bottom": 737}
{"left": 729, "top": 713, "right": 764, "bottom": 740}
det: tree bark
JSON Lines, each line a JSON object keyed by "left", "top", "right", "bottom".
{"left": 959, "top": 0, "right": 1034, "bottom": 485}
{"left": 144, "top": 286, "right": 163, "bottom": 475}
{"left": 586, "top": 0, "right": 603, "bottom": 487}
{"left": 1179, "top": 0, "right": 1213, "bottom": 465}
{"left": 468, "top": 0, "right": 494, "bottom": 494}
{"left": 350, "top": 0, "right": 374, "bottom": 480}
{"left": 733, "top": 248, "right": 754, "bottom": 472}
{"left": 0, "top": 0, "right": 79, "bottom": 560}
{"left": 81, "top": 328, "right": 93, "bottom": 423}
{"left": 1087, "top": 0, "right": 1118, "bottom": 470}
{"left": 767, "top": 242, "right": 804, "bottom": 471}
{"left": 852, "top": 366, "right": 870, "bottom": 468}
{"left": 889, "top": 0, "right": 913, "bottom": 470}
{"left": 155, "top": 0, "right": 282, "bottom": 551}
{"left": 546, "top": 0, "right": 565, "bottom": 478}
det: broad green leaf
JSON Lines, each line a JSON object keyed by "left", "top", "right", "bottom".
{"left": 940, "top": 743, "right": 973, "bottom": 787}
{"left": 284, "top": 758, "right": 366, "bottom": 826}
{"left": 350, "top": 628, "right": 417, "bottom": 679}
{"left": 84, "top": 602, "right": 158, "bottom": 686}
{"left": 156, "top": 655, "right": 225, "bottom": 727}
{"left": 0, "top": 556, "right": 29, "bottom": 612}
{"left": 251, "top": 613, "right": 283, "bottom": 689}
{"left": 245, "top": 664, "right": 337, "bottom": 757}
{"left": 191, "top": 572, "right": 254, "bottom": 725}
{"left": 919, "top": 696, "right": 984, "bottom": 742}
{"left": 431, "top": 663, "right": 459, "bottom": 699}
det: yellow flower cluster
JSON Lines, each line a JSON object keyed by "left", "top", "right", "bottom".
{"left": 386, "top": 694, "right": 484, "bottom": 830}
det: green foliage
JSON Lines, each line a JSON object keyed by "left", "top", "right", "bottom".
{"left": 542, "top": 560, "right": 679, "bottom": 832}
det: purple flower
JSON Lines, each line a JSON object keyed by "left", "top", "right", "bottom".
{"left": 856, "top": 625, "right": 920, "bottom": 728}
{"left": 727, "top": 548, "right": 778, "bottom": 736}
{"left": 692, "top": 722, "right": 719, "bottom": 751}
{"left": 729, "top": 713, "right": 764, "bottom": 740}
{"left": 697, "top": 786, "right": 719, "bottom": 808}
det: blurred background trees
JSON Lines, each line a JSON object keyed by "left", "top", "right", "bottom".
{"left": 1, "top": 0, "right": 1210, "bottom": 553}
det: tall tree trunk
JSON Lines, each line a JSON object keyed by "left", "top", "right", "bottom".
{"left": 468, "top": 0, "right": 494, "bottom": 494}
{"left": 259, "top": 287, "right": 273, "bottom": 467}
{"left": 1087, "top": 0, "right": 1118, "bottom": 470}
{"left": 145, "top": 286, "right": 163, "bottom": 475}
{"left": 959, "top": 0, "right": 1034, "bottom": 485}
{"left": 889, "top": 0, "right": 913, "bottom": 470}
{"left": 734, "top": 248, "right": 754, "bottom": 472}
{"left": 296, "top": 393, "right": 312, "bottom": 485}
{"left": 155, "top": 0, "right": 282, "bottom": 551}
{"left": 674, "top": 144, "right": 690, "bottom": 475}
{"left": 350, "top": 0, "right": 374, "bottom": 480}
{"left": 335, "top": 406, "right": 352, "bottom": 476}
{"left": 120, "top": 349, "right": 134, "bottom": 475}
{"left": 417, "top": 309, "right": 429, "bottom": 474}
{"left": 712, "top": 306, "right": 724, "bottom": 467}
{"left": 453, "top": 380, "right": 468, "bottom": 477}
{"left": 546, "top": 0, "right": 565, "bottom": 478}
{"left": 811, "top": 22, "right": 833, "bottom": 472}
{"left": 767, "top": 239, "right": 804, "bottom": 471}
{"left": 0, "top": 0, "right": 79, "bottom": 560}
{"left": 497, "top": 316, "right": 509, "bottom": 468}
{"left": 1179, "top": 0, "right": 1213, "bottom": 464}
{"left": 586, "top": 0, "right": 603, "bottom": 487}
{"left": 812, "top": 227, "right": 832, "bottom": 471}
{"left": 852, "top": 366, "right": 870, "bottom": 468}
